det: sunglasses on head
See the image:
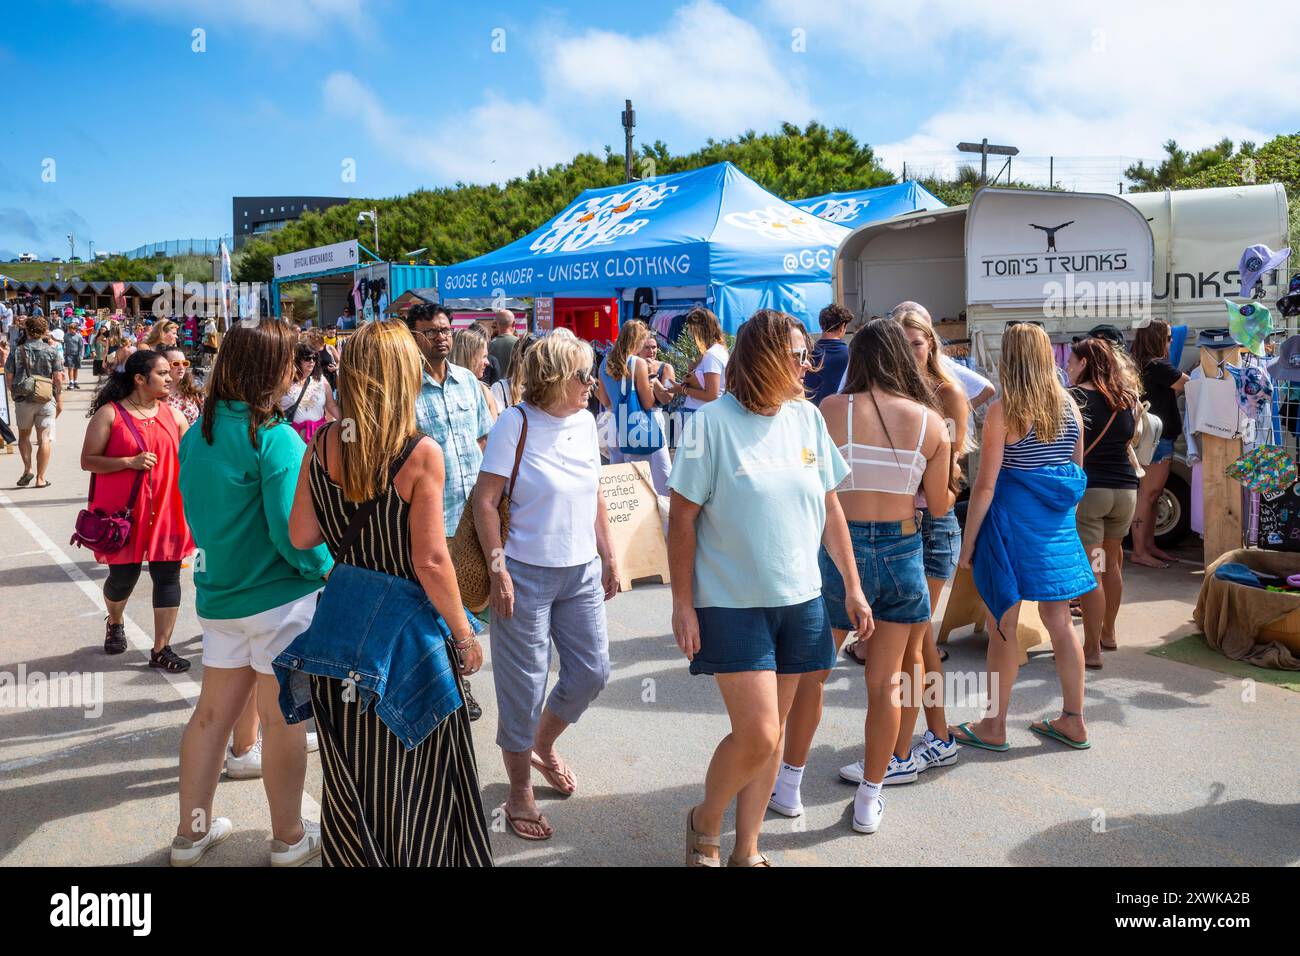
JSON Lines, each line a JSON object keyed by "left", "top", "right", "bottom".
{"left": 1006, "top": 320, "right": 1045, "bottom": 330}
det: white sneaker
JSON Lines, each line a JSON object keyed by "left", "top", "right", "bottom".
{"left": 767, "top": 791, "right": 804, "bottom": 818}
{"left": 271, "top": 818, "right": 322, "bottom": 867}
{"left": 305, "top": 731, "right": 319, "bottom": 753}
{"left": 838, "top": 759, "right": 864, "bottom": 784}
{"left": 910, "top": 730, "right": 959, "bottom": 771}
{"left": 852, "top": 795, "right": 885, "bottom": 834}
{"left": 169, "top": 817, "right": 233, "bottom": 866}
{"left": 224, "top": 737, "right": 263, "bottom": 779}
{"left": 883, "top": 753, "right": 919, "bottom": 786}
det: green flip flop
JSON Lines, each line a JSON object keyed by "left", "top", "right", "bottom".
{"left": 1029, "top": 718, "right": 1091, "bottom": 750}
{"left": 951, "top": 722, "right": 1010, "bottom": 752}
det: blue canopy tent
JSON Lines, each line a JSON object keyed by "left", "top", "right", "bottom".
{"left": 792, "top": 181, "right": 946, "bottom": 230}
{"left": 436, "top": 162, "right": 850, "bottom": 333}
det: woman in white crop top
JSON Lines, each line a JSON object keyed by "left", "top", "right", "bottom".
{"left": 776, "top": 318, "right": 951, "bottom": 836}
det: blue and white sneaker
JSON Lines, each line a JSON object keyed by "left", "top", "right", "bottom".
{"left": 910, "top": 730, "right": 959, "bottom": 771}
{"left": 851, "top": 794, "right": 885, "bottom": 834}
{"left": 882, "top": 753, "right": 919, "bottom": 786}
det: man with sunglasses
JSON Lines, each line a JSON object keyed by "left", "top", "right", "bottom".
{"left": 409, "top": 303, "right": 492, "bottom": 721}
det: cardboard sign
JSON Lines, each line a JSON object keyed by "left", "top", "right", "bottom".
{"left": 600, "top": 461, "right": 669, "bottom": 591}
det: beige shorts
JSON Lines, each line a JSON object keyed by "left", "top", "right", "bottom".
{"left": 15, "top": 399, "right": 56, "bottom": 437}
{"left": 1076, "top": 487, "right": 1137, "bottom": 547}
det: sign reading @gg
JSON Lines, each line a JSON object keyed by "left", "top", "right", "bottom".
{"left": 599, "top": 462, "right": 669, "bottom": 592}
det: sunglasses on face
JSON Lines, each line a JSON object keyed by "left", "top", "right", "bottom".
{"left": 170, "top": 359, "right": 190, "bottom": 369}
{"left": 791, "top": 347, "right": 809, "bottom": 364}
{"left": 574, "top": 368, "right": 594, "bottom": 386}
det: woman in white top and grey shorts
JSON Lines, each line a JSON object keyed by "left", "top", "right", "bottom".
{"left": 472, "top": 329, "right": 620, "bottom": 843}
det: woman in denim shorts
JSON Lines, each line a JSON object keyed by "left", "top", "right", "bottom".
{"left": 779, "top": 319, "right": 953, "bottom": 836}
{"left": 669, "top": 310, "right": 870, "bottom": 866}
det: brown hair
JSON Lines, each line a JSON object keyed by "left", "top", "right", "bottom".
{"left": 200, "top": 319, "right": 298, "bottom": 447}
{"left": 162, "top": 346, "right": 204, "bottom": 404}
{"left": 143, "top": 319, "right": 178, "bottom": 348}
{"left": 336, "top": 321, "right": 423, "bottom": 502}
{"left": 1131, "top": 318, "right": 1172, "bottom": 371}
{"left": 1070, "top": 338, "right": 1139, "bottom": 412}
{"left": 683, "top": 307, "right": 725, "bottom": 354}
{"left": 818, "top": 303, "right": 853, "bottom": 333}
{"left": 728, "top": 309, "right": 804, "bottom": 413}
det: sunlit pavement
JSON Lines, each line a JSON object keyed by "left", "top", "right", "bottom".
{"left": 1, "top": 385, "right": 1296, "bottom": 867}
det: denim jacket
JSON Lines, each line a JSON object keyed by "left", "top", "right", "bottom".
{"left": 272, "top": 562, "right": 463, "bottom": 750}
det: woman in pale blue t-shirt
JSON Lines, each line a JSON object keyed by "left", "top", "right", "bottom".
{"left": 668, "top": 309, "right": 871, "bottom": 868}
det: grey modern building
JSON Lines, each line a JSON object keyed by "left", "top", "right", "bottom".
{"left": 233, "top": 196, "right": 350, "bottom": 248}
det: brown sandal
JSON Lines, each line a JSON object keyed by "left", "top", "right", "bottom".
{"left": 502, "top": 804, "right": 553, "bottom": 841}
{"left": 685, "top": 808, "right": 720, "bottom": 867}
{"left": 728, "top": 853, "right": 772, "bottom": 867}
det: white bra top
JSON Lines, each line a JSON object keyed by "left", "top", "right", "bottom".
{"left": 836, "top": 393, "right": 928, "bottom": 496}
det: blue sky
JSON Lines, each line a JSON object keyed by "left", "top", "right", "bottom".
{"left": 4, "top": 0, "right": 1298, "bottom": 260}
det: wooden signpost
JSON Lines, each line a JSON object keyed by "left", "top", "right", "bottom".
{"left": 599, "top": 461, "right": 669, "bottom": 591}
{"left": 1198, "top": 344, "right": 1245, "bottom": 564}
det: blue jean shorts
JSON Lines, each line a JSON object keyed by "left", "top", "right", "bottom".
{"left": 691, "top": 596, "right": 834, "bottom": 676}
{"left": 819, "top": 520, "right": 931, "bottom": 627}
{"left": 1151, "top": 437, "right": 1176, "bottom": 464}
{"left": 920, "top": 509, "right": 961, "bottom": 582}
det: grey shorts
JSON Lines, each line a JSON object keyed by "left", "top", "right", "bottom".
{"left": 15, "top": 399, "right": 56, "bottom": 435}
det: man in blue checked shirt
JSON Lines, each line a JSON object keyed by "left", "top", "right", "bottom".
{"left": 409, "top": 303, "right": 491, "bottom": 720}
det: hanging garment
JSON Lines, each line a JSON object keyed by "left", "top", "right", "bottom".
{"left": 1186, "top": 375, "right": 1243, "bottom": 440}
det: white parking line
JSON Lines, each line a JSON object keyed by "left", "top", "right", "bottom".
{"left": 0, "top": 489, "right": 320, "bottom": 817}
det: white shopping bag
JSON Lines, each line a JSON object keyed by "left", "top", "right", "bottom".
{"left": 1186, "top": 376, "right": 1242, "bottom": 439}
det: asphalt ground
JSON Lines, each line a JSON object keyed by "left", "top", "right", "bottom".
{"left": 1, "top": 383, "right": 1296, "bottom": 867}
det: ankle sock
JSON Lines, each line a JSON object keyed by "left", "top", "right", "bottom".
{"left": 773, "top": 762, "right": 804, "bottom": 808}
{"left": 855, "top": 779, "right": 883, "bottom": 820}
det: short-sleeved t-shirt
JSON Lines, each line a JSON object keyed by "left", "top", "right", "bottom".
{"left": 1141, "top": 358, "right": 1183, "bottom": 443}
{"left": 480, "top": 403, "right": 600, "bottom": 568}
{"left": 684, "top": 343, "right": 729, "bottom": 410}
{"left": 1070, "top": 386, "right": 1138, "bottom": 489}
{"left": 669, "top": 393, "right": 849, "bottom": 609}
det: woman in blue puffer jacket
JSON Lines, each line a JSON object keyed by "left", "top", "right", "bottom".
{"left": 954, "top": 323, "right": 1097, "bottom": 752}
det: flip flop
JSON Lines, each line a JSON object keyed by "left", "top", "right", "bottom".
{"left": 530, "top": 754, "right": 576, "bottom": 796}
{"left": 951, "top": 722, "right": 1010, "bottom": 752}
{"left": 33, "top": 480, "right": 51, "bottom": 489}
{"left": 16, "top": 473, "right": 33, "bottom": 487}
{"left": 1029, "top": 718, "right": 1091, "bottom": 750}
{"left": 502, "top": 805, "right": 553, "bottom": 841}
{"left": 843, "top": 640, "right": 867, "bottom": 665}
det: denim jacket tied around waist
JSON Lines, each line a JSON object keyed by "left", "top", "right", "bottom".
{"left": 272, "top": 561, "right": 463, "bottom": 750}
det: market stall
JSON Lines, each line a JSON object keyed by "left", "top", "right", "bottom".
{"left": 436, "top": 161, "right": 850, "bottom": 334}
{"left": 792, "top": 181, "right": 946, "bottom": 230}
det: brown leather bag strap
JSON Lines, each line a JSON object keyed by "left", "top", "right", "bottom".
{"left": 1083, "top": 407, "right": 1118, "bottom": 458}
{"left": 506, "top": 405, "right": 529, "bottom": 499}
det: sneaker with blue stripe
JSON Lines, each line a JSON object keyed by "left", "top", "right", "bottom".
{"left": 882, "top": 753, "right": 918, "bottom": 785}
{"left": 910, "top": 730, "right": 959, "bottom": 771}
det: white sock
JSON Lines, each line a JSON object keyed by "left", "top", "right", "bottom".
{"left": 855, "top": 779, "right": 883, "bottom": 819}
{"left": 773, "top": 762, "right": 804, "bottom": 807}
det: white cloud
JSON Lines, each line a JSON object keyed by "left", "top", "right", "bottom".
{"left": 764, "top": 0, "right": 1300, "bottom": 186}
{"left": 322, "top": 72, "right": 587, "bottom": 185}
{"left": 544, "top": 0, "right": 815, "bottom": 132}
{"left": 104, "top": 0, "right": 365, "bottom": 38}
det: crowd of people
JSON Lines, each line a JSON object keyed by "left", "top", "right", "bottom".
{"left": 0, "top": 290, "right": 1189, "bottom": 867}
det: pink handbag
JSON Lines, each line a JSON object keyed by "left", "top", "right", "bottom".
{"left": 70, "top": 403, "right": 147, "bottom": 555}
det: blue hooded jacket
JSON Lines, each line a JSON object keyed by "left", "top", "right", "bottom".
{"left": 973, "top": 462, "right": 1097, "bottom": 634}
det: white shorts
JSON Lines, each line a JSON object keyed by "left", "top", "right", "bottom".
{"left": 199, "top": 590, "right": 321, "bottom": 675}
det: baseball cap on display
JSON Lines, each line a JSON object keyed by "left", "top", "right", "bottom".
{"left": 1072, "top": 324, "right": 1125, "bottom": 346}
{"left": 1269, "top": 335, "right": 1300, "bottom": 382}
{"left": 1237, "top": 243, "right": 1291, "bottom": 297}
{"left": 1223, "top": 299, "right": 1272, "bottom": 356}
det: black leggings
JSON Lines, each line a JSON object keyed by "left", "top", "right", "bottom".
{"left": 104, "top": 561, "right": 182, "bottom": 608}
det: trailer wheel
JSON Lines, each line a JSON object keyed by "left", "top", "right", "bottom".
{"left": 1153, "top": 472, "right": 1192, "bottom": 550}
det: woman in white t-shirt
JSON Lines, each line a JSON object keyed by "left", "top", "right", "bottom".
{"left": 674, "top": 307, "right": 729, "bottom": 412}
{"left": 472, "top": 328, "right": 619, "bottom": 843}
{"left": 278, "top": 343, "right": 339, "bottom": 443}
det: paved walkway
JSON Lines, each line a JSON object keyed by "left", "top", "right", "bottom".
{"left": 1, "top": 385, "right": 1296, "bottom": 866}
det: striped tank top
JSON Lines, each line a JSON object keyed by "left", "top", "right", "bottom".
{"left": 1002, "top": 413, "right": 1079, "bottom": 470}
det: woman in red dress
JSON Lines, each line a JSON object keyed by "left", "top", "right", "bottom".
{"left": 80, "top": 349, "right": 195, "bottom": 671}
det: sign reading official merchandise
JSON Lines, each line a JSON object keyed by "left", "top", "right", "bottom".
{"left": 273, "top": 240, "right": 359, "bottom": 281}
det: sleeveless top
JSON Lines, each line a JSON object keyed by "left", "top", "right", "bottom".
{"left": 308, "top": 425, "right": 422, "bottom": 582}
{"left": 835, "top": 393, "right": 928, "bottom": 496}
{"left": 280, "top": 376, "right": 328, "bottom": 423}
{"left": 1002, "top": 410, "right": 1080, "bottom": 470}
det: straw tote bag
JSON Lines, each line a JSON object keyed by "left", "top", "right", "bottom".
{"left": 450, "top": 406, "right": 528, "bottom": 612}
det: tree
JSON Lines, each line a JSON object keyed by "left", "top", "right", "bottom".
{"left": 80, "top": 255, "right": 156, "bottom": 282}
{"left": 1125, "top": 138, "right": 1235, "bottom": 192}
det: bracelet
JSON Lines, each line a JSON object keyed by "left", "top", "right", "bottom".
{"left": 452, "top": 636, "right": 475, "bottom": 648}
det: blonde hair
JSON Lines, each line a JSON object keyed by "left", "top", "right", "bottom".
{"left": 143, "top": 319, "right": 177, "bottom": 347}
{"left": 894, "top": 308, "right": 974, "bottom": 460}
{"left": 335, "top": 320, "right": 422, "bottom": 502}
{"left": 450, "top": 326, "right": 488, "bottom": 375}
{"left": 604, "top": 320, "right": 649, "bottom": 380}
{"left": 1000, "top": 324, "right": 1072, "bottom": 443}
{"left": 522, "top": 328, "right": 593, "bottom": 409}
{"left": 684, "top": 307, "right": 725, "bottom": 354}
